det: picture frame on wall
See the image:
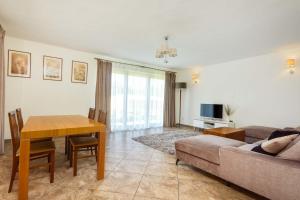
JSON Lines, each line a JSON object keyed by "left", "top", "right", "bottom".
{"left": 43, "top": 56, "right": 63, "bottom": 81}
{"left": 71, "top": 61, "right": 88, "bottom": 84}
{"left": 8, "top": 50, "right": 31, "bottom": 78}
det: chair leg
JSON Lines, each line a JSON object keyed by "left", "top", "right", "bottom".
{"left": 68, "top": 140, "right": 72, "bottom": 161}
{"left": 65, "top": 136, "right": 68, "bottom": 155}
{"left": 48, "top": 154, "right": 51, "bottom": 172}
{"left": 90, "top": 147, "right": 93, "bottom": 156}
{"left": 50, "top": 151, "right": 55, "bottom": 183}
{"left": 73, "top": 147, "right": 77, "bottom": 176}
{"left": 69, "top": 145, "right": 73, "bottom": 167}
{"left": 94, "top": 146, "right": 98, "bottom": 162}
{"left": 8, "top": 158, "right": 18, "bottom": 193}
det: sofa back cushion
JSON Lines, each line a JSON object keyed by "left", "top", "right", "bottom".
{"left": 278, "top": 136, "right": 300, "bottom": 162}
{"left": 252, "top": 134, "right": 298, "bottom": 156}
{"left": 268, "top": 129, "right": 299, "bottom": 140}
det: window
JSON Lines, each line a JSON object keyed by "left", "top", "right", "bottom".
{"left": 111, "top": 63, "right": 165, "bottom": 131}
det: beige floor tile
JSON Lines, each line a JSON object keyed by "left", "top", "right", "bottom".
{"left": 179, "top": 179, "right": 255, "bottom": 200}
{"left": 115, "top": 159, "right": 148, "bottom": 174}
{"left": 151, "top": 152, "right": 176, "bottom": 164}
{"left": 133, "top": 196, "right": 162, "bottom": 200}
{"left": 177, "top": 164, "right": 220, "bottom": 183}
{"left": 125, "top": 151, "right": 154, "bottom": 161}
{"left": 136, "top": 175, "right": 178, "bottom": 200}
{"left": 145, "top": 163, "right": 178, "bottom": 177}
{"left": 95, "top": 172, "right": 143, "bottom": 195}
{"left": 0, "top": 129, "right": 258, "bottom": 200}
{"left": 91, "top": 190, "right": 134, "bottom": 200}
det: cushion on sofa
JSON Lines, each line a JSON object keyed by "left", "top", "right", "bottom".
{"left": 268, "top": 130, "right": 300, "bottom": 140}
{"left": 278, "top": 136, "right": 300, "bottom": 162}
{"left": 239, "top": 140, "right": 266, "bottom": 151}
{"left": 252, "top": 134, "right": 298, "bottom": 156}
{"left": 175, "top": 135, "right": 245, "bottom": 164}
{"left": 242, "top": 126, "right": 278, "bottom": 140}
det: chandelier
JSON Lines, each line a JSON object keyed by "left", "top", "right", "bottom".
{"left": 155, "top": 36, "right": 177, "bottom": 64}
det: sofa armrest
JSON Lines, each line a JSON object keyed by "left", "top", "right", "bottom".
{"left": 220, "top": 147, "right": 300, "bottom": 200}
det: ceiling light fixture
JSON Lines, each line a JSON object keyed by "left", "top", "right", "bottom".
{"left": 155, "top": 36, "right": 177, "bottom": 64}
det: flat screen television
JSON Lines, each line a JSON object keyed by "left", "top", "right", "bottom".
{"left": 200, "top": 104, "right": 223, "bottom": 119}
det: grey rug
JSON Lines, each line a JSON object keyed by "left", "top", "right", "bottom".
{"left": 132, "top": 129, "right": 199, "bottom": 155}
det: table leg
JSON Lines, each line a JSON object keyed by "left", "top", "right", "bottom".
{"left": 19, "top": 138, "right": 30, "bottom": 200}
{"left": 97, "top": 130, "right": 106, "bottom": 180}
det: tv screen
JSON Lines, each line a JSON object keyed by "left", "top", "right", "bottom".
{"left": 200, "top": 104, "right": 223, "bottom": 119}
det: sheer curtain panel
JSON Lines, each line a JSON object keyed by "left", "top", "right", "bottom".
{"left": 111, "top": 63, "right": 165, "bottom": 131}
{"left": 0, "top": 25, "right": 5, "bottom": 154}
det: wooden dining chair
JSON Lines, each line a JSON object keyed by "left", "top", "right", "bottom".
{"left": 8, "top": 111, "right": 56, "bottom": 193}
{"left": 69, "top": 110, "right": 106, "bottom": 176}
{"left": 65, "top": 108, "right": 96, "bottom": 157}
{"left": 16, "top": 108, "right": 52, "bottom": 143}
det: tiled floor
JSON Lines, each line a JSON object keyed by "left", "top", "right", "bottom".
{"left": 0, "top": 128, "right": 262, "bottom": 200}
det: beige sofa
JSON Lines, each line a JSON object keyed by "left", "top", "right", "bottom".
{"left": 175, "top": 126, "right": 300, "bottom": 200}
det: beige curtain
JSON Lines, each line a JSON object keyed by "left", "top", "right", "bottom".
{"left": 0, "top": 25, "right": 5, "bottom": 154}
{"left": 95, "top": 59, "right": 112, "bottom": 132}
{"left": 163, "top": 72, "right": 176, "bottom": 127}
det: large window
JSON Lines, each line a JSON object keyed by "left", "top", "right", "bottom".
{"left": 111, "top": 63, "right": 165, "bottom": 131}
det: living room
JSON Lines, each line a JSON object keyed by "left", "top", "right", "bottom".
{"left": 0, "top": 1, "right": 300, "bottom": 200}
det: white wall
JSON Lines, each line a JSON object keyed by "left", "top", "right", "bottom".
{"left": 4, "top": 36, "right": 168, "bottom": 139}
{"left": 4, "top": 36, "right": 99, "bottom": 139}
{"left": 176, "top": 50, "right": 300, "bottom": 128}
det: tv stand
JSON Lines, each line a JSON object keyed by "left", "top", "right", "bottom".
{"left": 193, "top": 118, "right": 234, "bottom": 130}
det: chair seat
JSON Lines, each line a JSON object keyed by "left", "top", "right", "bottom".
{"left": 69, "top": 136, "right": 98, "bottom": 147}
{"left": 17, "top": 141, "right": 56, "bottom": 156}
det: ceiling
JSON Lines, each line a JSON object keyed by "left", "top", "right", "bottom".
{"left": 0, "top": 0, "right": 300, "bottom": 68}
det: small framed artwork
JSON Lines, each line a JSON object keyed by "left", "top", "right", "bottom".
{"left": 71, "top": 61, "right": 88, "bottom": 84}
{"left": 43, "top": 56, "right": 63, "bottom": 81}
{"left": 8, "top": 50, "right": 31, "bottom": 78}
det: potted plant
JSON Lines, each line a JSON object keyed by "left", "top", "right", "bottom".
{"left": 224, "top": 104, "right": 235, "bottom": 122}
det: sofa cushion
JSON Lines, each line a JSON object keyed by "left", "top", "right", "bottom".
{"left": 175, "top": 135, "right": 245, "bottom": 164}
{"left": 252, "top": 134, "right": 298, "bottom": 156}
{"left": 242, "top": 126, "right": 278, "bottom": 139}
{"left": 268, "top": 129, "right": 300, "bottom": 140}
{"left": 239, "top": 140, "right": 266, "bottom": 151}
{"left": 278, "top": 136, "right": 300, "bottom": 162}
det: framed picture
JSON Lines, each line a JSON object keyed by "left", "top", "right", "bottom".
{"left": 43, "top": 56, "right": 63, "bottom": 81}
{"left": 8, "top": 50, "right": 31, "bottom": 78}
{"left": 71, "top": 61, "right": 88, "bottom": 84}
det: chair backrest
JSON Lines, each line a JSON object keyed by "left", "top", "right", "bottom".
{"left": 98, "top": 111, "right": 107, "bottom": 124}
{"left": 8, "top": 111, "right": 20, "bottom": 155}
{"left": 88, "top": 108, "right": 96, "bottom": 120}
{"left": 16, "top": 108, "right": 24, "bottom": 132}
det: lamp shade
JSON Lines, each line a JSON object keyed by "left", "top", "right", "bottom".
{"left": 175, "top": 82, "right": 187, "bottom": 89}
{"left": 287, "top": 59, "right": 295, "bottom": 66}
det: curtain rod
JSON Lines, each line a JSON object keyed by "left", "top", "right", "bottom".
{"left": 94, "top": 58, "right": 176, "bottom": 73}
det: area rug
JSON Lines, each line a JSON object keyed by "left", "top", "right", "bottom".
{"left": 132, "top": 129, "right": 199, "bottom": 155}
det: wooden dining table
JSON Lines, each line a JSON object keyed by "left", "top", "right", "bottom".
{"left": 19, "top": 115, "right": 106, "bottom": 200}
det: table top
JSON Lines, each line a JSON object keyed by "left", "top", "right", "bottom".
{"left": 21, "top": 115, "right": 105, "bottom": 139}
{"left": 204, "top": 127, "right": 245, "bottom": 135}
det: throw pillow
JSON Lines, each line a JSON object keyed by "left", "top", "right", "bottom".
{"left": 268, "top": 129, "right": 299, "bottom": 140}
{"left": 278, "top": 136, "right": 300, "bottom": 162}
{"left": 252, "top": 134, "right": 298, "bottom": 156}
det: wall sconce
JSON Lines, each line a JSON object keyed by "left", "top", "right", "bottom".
{"left": 192, "top": 73, "right": 199, "bottom": 84}
{"left": 287, "top": 59, "right": 296, "bottom": 74}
